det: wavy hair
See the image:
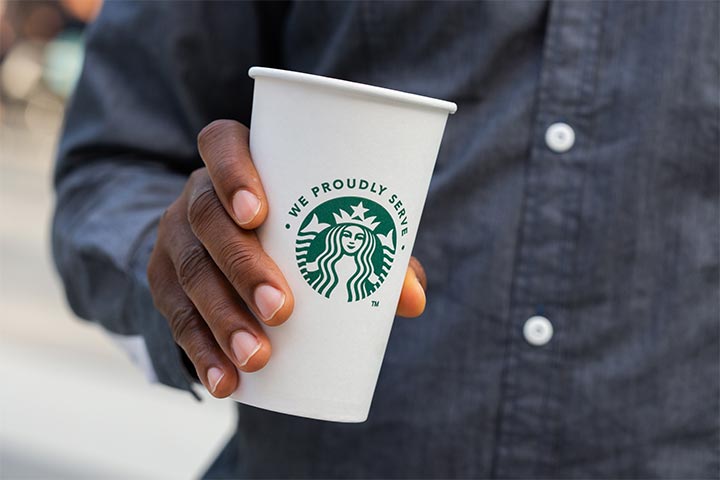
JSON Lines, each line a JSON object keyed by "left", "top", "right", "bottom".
{"left": 310, "top": 224, "right": 377, "bottom": 301}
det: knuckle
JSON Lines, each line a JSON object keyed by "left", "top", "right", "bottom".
{"left": 222, "top": 240, "right": 262, "bottom": 288}
{"left": 186, "top": 187, "right": 223, "bottom": 231}
{"left": 156, "top": 205, "right": 178, "bottom": 241}
{"left": 187, "top": 167, "right": 208, "bottom": 189}
{"left": 197, "top": 119, "right": 233, "bottom": 151}
{"left": 157, "top": 210, "right": 170, "bottom": 236}
{"left": 147, "top": 253, "right": 170, "bottom": 302}
{"left": 168, "top": 305, "right": 202, "bottom": 346}
{"left": 159, "top": 206, "right": 171, "bottom": 225}
{"left": 205, "top": 298, "right": 237, "bottom": 326}
{"left": 188, "top": 343, "right": 218, "bottom": 369}
{"left": 197, "top": 120, "right": 251, "bottom": 178}
{"left": 146, "top": 257, "right": 161, "bottom": 293}
{"left": 175, "top": 243, "right": 211, "bottom": 290}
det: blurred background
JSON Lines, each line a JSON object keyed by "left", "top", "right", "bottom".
{"left": 0, "top": 1, "right": 235, "bottom": 478}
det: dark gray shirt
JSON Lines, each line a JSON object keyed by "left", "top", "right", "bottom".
{"left": 53, "top": 1, "right": 719, "bottom": 478}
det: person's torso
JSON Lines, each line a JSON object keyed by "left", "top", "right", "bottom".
{"left": 208, "top": 2, "right": 719, "bottom": 478}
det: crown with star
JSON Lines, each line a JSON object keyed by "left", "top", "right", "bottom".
{"left": 333, "top": 201, "right": 380, "bottom": 231}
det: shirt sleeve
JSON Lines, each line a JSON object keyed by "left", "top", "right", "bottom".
{"left": 51, "top": 1, "right": 278, "bottom": 394}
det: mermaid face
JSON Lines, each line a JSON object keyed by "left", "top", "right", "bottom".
{"left": 340, "top": 225, "right": 366, "bottom": 255}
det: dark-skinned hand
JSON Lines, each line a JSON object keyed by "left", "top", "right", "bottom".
{"left": 147, "top": 120, "right": 428, "bottom": 397}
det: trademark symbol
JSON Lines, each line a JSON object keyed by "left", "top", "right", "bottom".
{"left": 371, "top": 300, "right": 380, "bottom": 307}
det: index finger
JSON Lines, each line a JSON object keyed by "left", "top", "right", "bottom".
{"left": 197, "top": 119, "right": 267, "bottom": 230}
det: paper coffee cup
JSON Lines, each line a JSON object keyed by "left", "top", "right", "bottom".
{"left": 231, "top": 67, "right": 457, "bottom": 422}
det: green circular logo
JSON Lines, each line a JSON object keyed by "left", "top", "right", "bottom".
{"left": 295, "top": 196, "right": 396, "bottom": 302}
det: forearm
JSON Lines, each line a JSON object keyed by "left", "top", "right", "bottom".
{"left": 50, "top": 0, "right": 272, "bottom": 393}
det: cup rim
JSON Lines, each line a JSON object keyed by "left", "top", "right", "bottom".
{"left": 249, "top": 67, "right": 457, "bottom": 114}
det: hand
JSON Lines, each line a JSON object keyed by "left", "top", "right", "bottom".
{"left": 147, "top": 120, "right": 427, "bottom": 398}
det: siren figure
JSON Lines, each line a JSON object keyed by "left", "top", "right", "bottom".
{"left": 306, "top": 223, "right": 378, "bottom": 301}
{"left": 298, "top": 200, "right": 395, "bottom": 302}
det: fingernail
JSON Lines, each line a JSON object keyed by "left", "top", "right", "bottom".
{"left": 207, "top": 367, "right": 224, "bottom": 394}
{"left": 231, "top": 330, "right": 261, "bottom": 367}
{"left": 254, "top": 284, "right": 285, "bottom": 322}
{"left": 232, "top": 189, "right": 261, "bottom": 225}
{"left": 415, "top": 272, "right": 425, "bottom": 293}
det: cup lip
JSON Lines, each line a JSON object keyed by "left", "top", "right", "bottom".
{"left": 249, "top": 67, "right": 457, "bottom": 115}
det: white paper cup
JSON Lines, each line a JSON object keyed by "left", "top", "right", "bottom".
{"left": 231, "top": 67, "right": 456, "bottom": 422}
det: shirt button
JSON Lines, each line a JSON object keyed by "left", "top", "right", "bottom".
{"left": 545, "top": 122, "right": 575, "bottom": 153}
{"left": 523, "top": 315, "right": 554, "bottom": 346}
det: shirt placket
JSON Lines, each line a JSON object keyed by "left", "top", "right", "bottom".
{"left": 492, "top": 1, "right": 606, "bottom": 477}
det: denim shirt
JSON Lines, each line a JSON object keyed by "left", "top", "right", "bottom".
{"left": 53, "top": 1, "right": 719, "bottom": 478}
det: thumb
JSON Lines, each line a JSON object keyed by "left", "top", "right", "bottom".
{"left": 396, "top": 257, "right": 427, "bottom": 318}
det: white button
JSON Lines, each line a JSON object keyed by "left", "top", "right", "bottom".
{"left": 523, "top": 315, "right": 554, "bottom": 346}
{"left": 545, "top": 122, "right": 575, "bottom": 153}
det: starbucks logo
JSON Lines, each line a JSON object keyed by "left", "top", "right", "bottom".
{"left": 295, "top": 196, "right": 396, "bottom": 302}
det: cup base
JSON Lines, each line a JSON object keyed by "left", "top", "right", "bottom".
{"left": 231, "top": 394, "right": 370, "bottom": 423}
